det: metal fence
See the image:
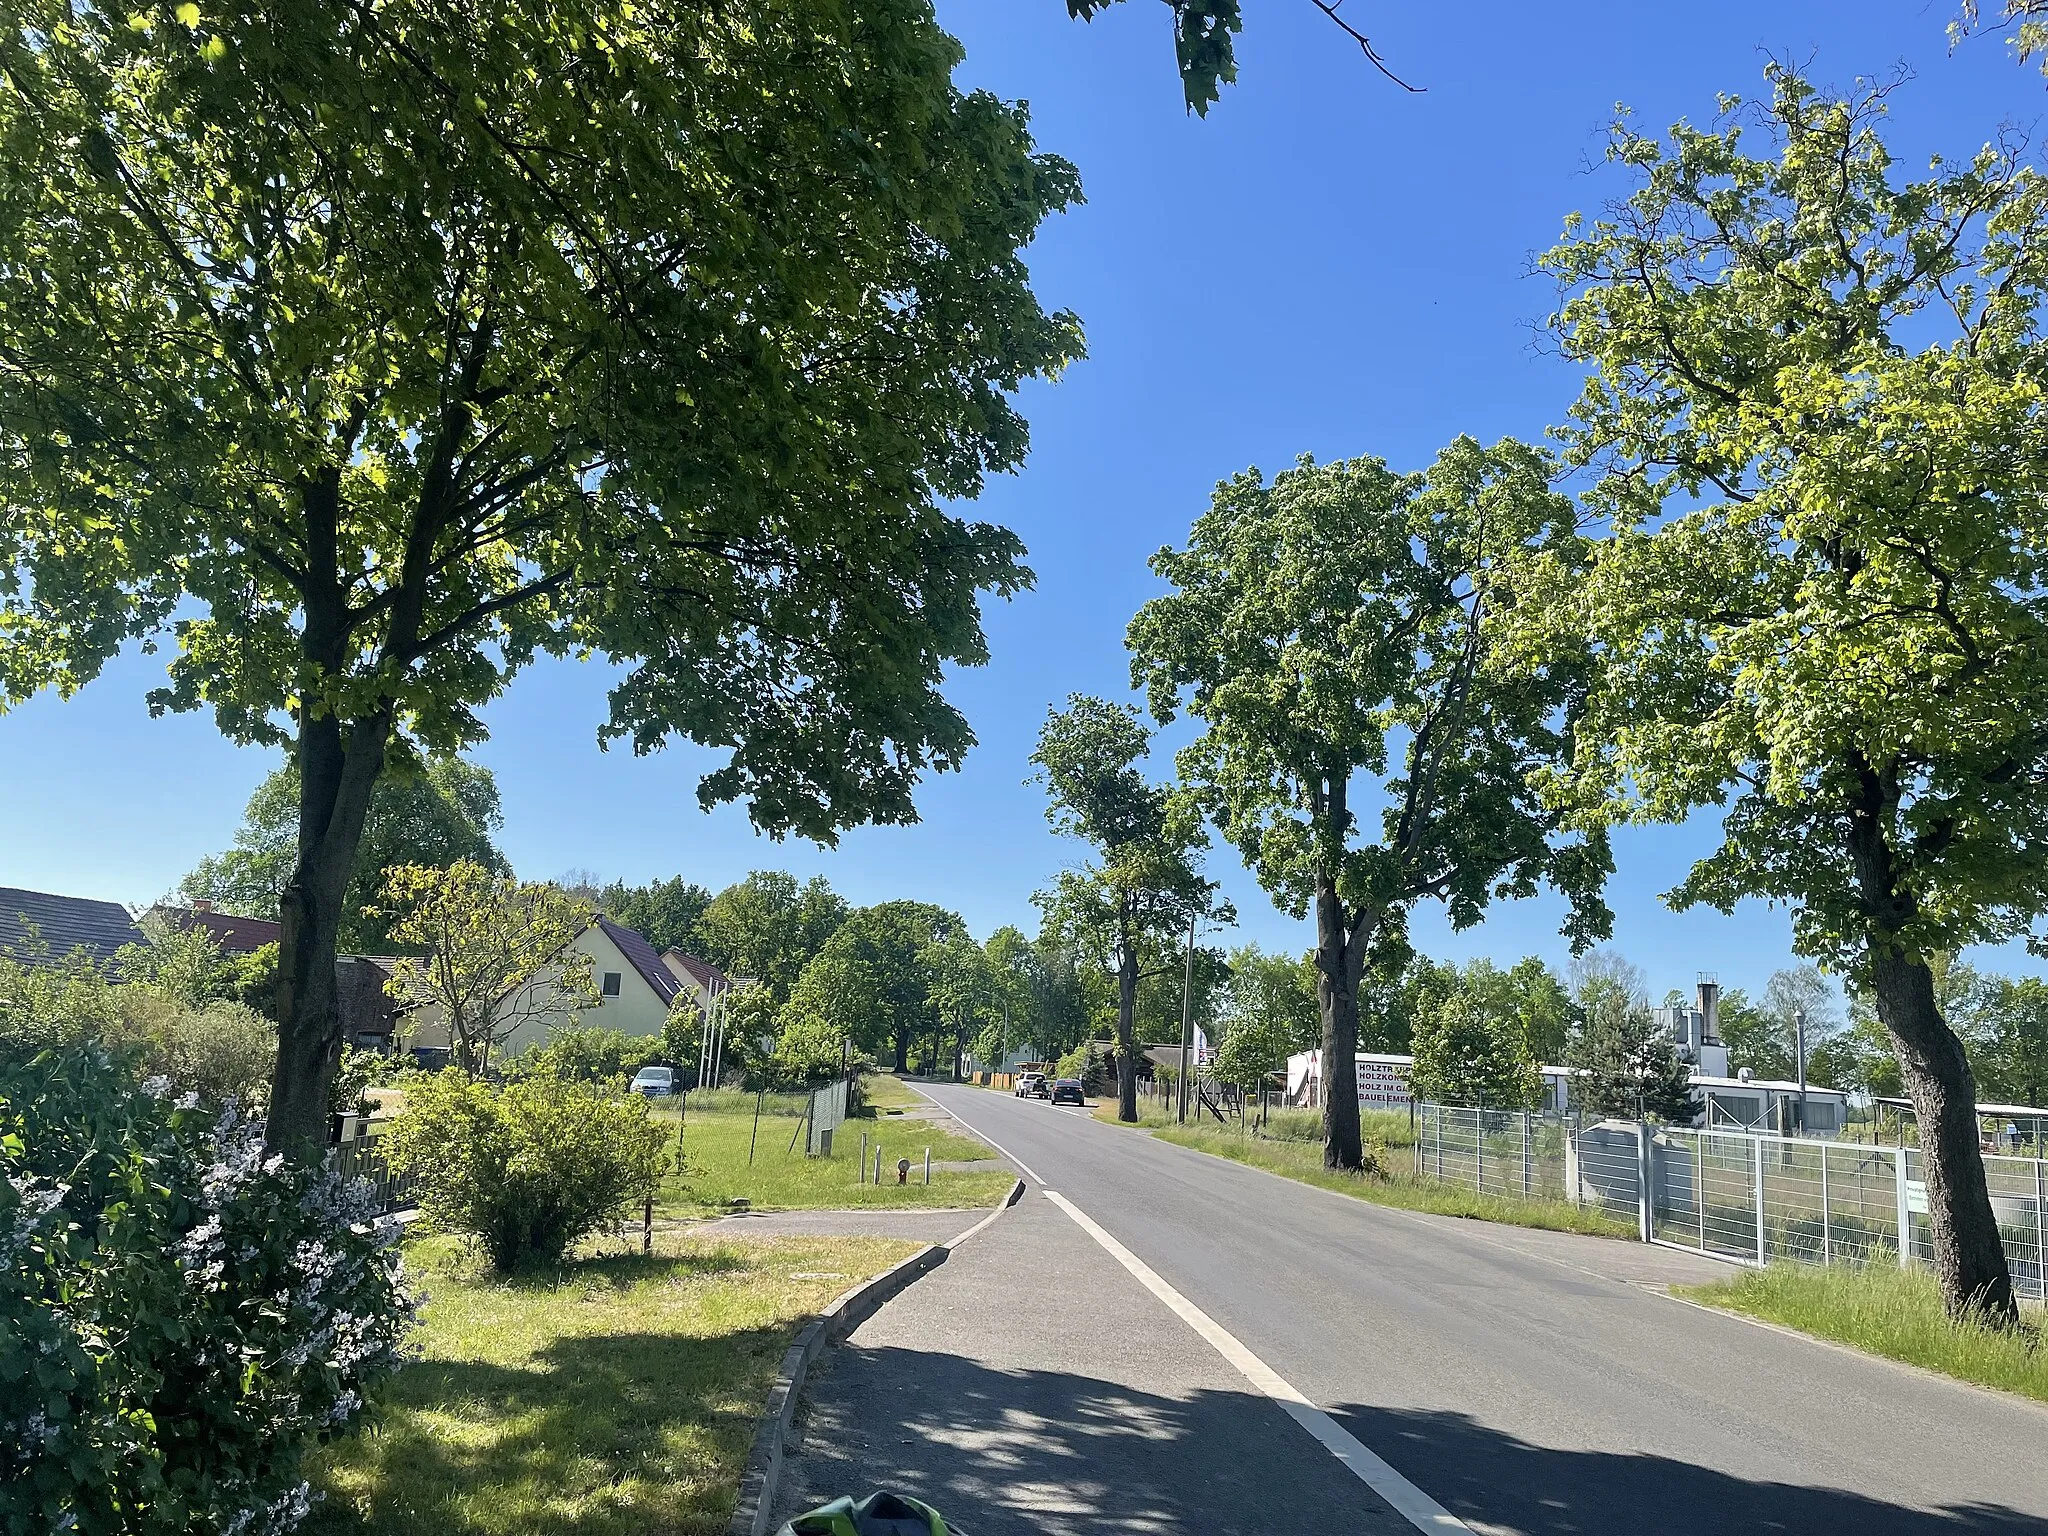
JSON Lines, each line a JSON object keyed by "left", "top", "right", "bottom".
{"left": 807, "top": 1077, "right": 850, "bottom": 1156}
{"left": 329, "top": 1135, "right": 415, "bottom": 1214}
{"left": 1413, "top": 1102, "right": 2048, "bottom": 1299}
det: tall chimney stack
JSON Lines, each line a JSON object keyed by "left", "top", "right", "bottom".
{"left": 1697, "top": 974, "right": 1720, "bottom": 1045}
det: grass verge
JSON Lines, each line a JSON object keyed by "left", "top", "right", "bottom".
{"left": 1677, "top": 1262, "right": 2048, "bottom": 1403}
{"left": 308, "top": 1232, "right": 919, "bottom": 1535}
{"left": 650, "top": 1102, "right": 1008, "bottom": 1217}
{"left": 1094, "top": 1114, "right": 1629, "bottom": 1239}
{"left": 1093, "top": 1097, "right": 1417, "bottom": 1148}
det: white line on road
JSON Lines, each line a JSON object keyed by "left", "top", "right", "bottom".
{"left": 901, "top": 1082, "right": 1046, "bottom": 1186}
{"left": 1040, "top": 1187, "right": 1474, "bottom": 1534}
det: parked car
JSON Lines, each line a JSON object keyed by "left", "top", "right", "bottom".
{"left": 1050, "top": 1078, "right": 1085, "bottom": 1106}
{"left": 629, "top": 1065, "right": 676, "bottom": 1098}
{"left": 1014, "top": 1072, "right": 1049, "bottom": 1099}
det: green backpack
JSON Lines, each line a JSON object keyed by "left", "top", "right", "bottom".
{"left": 778, "top": 1491, "right": 954, "bottom": 1536}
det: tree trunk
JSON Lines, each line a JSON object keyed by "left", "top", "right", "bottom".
{"left": 1116, "top": 938, "right": 1140, "bottom": 1123}
{"left": 1844, "top": 762, "right": 2016, "bottom": 1324}
{"left": 894, "top": 1027, "right": 909, "bottom": 1072}
{"left": 1313, "top": 874, "right": 1364, "bottom": 1170}
{"left": 266, "top": 706, "right": 392, "bottom": 1158}
{"left": 1871, "top": 941, "right": 2016, "bottom": 1322}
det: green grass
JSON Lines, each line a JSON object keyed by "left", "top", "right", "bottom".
{"left": 650, "top": 1103, "right": 1010, "bottom": 1217}
{"left": 308, "top": 1232, "right": 920, "bottom": 1535}
{"left": 1098, "top": 1115, "right": 1630, "bottom": 1239}
{"left": 1093, "top": 1097, "right": 1418, "bottom": 1150}
{"left": 1678, "top": 1263, "right": 2048, "bottom": 1403}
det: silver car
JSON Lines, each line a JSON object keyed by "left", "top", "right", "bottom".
{"left": 629, "top": 1065, "right": 676, "bottom": 1098}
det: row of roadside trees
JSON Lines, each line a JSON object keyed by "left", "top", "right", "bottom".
{"left": 1030, "top": 65, "right": 2048, "bottom": 1327}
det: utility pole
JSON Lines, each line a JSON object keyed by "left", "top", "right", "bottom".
{"left": 1795, "top": 1006, "right": 1809, "bottom": 1134}
{"left": 1177, "top": 909, "right": 1197, "bottom": 1124}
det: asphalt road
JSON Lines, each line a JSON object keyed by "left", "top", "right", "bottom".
{"left": 911, "top": 1083, "right": 2048, "bottom": 1536}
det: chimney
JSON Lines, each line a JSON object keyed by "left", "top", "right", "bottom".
{"left": 1696, "top": 974, "right": 1720, "bottom": 1045}
{"left": 191, "top": 899, "right": 214, "bottom": 913}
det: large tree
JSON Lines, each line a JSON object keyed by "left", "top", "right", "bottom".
{"left": 1031, "top": 695, "right": 1214, "bottom": 1122}
{"left": 789, "top": 900, "right": 964, "bottom": 1071}
{"left": 694, "top": 873, "right": 850, "bottom": 1001}
{"left": 1537, "top": 65, "right": 2048, "bottom": 1322}
{"left": 0, "top": 0, "right": 1080, "bottom": 1154}
{"left": 1129, "top": 437, "right": 1611, "bottom": 1169}
{"left": 594, "top": 877, "right": 713, "bottom": 958}
{"left": 180, "top": 754, "right": 508, "bottom": 951}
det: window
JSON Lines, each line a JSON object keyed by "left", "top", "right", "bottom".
{"left": 601, "top": 972, "right": 622, "bottom": 997}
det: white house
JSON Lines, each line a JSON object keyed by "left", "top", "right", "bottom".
{"left": 404, "top": 916, "right": 684, "bottom": 1061}
{"left": 659, "top": 948, "right": 731, "bottom": 1017}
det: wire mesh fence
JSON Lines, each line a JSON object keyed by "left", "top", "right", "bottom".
{"left": 1413, "top": 1101, "right": 2048, "bottom": 1299}
{"left": 807, "top": 1077, "right": 850, "bottom": 1156}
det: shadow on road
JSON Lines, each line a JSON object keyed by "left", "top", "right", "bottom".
{"left": 787, "top": 1344, "right": 2048, "bottom": 1536}
{"left": 1329, "top": 1400, "right": 2048, "bottom": 1536}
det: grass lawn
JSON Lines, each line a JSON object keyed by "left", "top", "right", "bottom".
{"left": 308, "top": 1232, "right": 919, "bottom": 1536}
{"left": 1678, "top": 1262, "right": 2048, "bottom": 1403}
{"left": 1093, "top": 1108, "right": 1630, "bottom": 1239}
{"left": 650, "top": 1097, "right": 1010, "bottom": 1218}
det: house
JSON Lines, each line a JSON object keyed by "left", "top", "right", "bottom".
{"left": 152, "top": 900, "right": 281, "bottom": 954}
{"left": 402, "top": 915, "right": 683, "bottom": 1061}
{"left": 0, "top": 886, "right": 146, "bottom": 967}
{"left": 659, "top": 948, "right": 731, "bottom": 1018}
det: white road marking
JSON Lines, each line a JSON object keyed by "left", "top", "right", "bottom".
{"left": 901, "top": 1081, "right": 1046, "bottom": 1186}
{"left": 1039, "top": 1191, "right": 1475, "bottom": 1534}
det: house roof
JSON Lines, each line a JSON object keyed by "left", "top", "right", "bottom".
{"left": 153, "top": 904, "right": 282, "bottom": 954}
{"left": 0, "top": 886, "right": 147, "bottom": 968}
{"left": 597, "top": 917, "right": 681, "bottom": 1007}
{"left": 660, "top": 948, "right": 728, "bottom": 995}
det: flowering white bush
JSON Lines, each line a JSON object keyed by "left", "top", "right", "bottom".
{"left": 0, "top": 1041, "right": 415, "bottom": 1536}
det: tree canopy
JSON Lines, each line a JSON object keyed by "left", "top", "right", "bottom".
{"left": 694, "top": 873, "right": 851, "bottom": 1002}
{"left": 1534, "top": 63, "right": 2048, "bottom": 1321}
{"left": 1129, "top": 436, "right": 1611, "bottom": 1167}
{"left": 0, "top": 0, "right": 1081, "bottom": 1153}
{"left": 1032, "top": 694, "right": 1214, "bottom": 1121}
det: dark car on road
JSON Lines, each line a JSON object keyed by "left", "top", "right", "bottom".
{"left": 1050, "top": 1078, "right": 1085, "bottom": 1105}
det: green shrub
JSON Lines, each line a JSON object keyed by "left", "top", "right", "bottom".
{"left": 384, "top": 1073, "right": 667, "bottom": 1272}
{"left": 0, "top": 1039, "right": 413, "bottom": 1536}
{"left": 108, "top": 989, "right": 276, "bottom": 1110}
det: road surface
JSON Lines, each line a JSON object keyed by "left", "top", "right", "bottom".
{"left": 876, "top": 1082, "right": 2048, "bottom": 1535}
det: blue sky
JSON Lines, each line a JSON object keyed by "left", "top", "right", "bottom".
{"left": 4, "top": 0, "right": 2044, "bottom": 1003}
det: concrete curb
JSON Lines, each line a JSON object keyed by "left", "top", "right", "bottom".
{"left": 723, "top": 1178, "right": 1028, "bottom": 1536}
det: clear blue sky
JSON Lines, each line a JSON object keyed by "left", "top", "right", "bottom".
{"left": 4, "top": 0, "right": 2043, "bottom": 1002}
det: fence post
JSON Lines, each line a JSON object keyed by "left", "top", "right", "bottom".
{"left": 1695, "top": 1133, "right": 1706, "bottom": 1252}
{"left": 1522, "top": 1111, "right": 1532, "bottom": 1197}
{"left": 1819, "top": 1143, "right": 1831, "bottom": 1267}
{"left": 2035, "top": 1158, "right": 2045, "bottom": 1301}
{"left": 1636, "top": 1123, "right": 1653, "bottom": 1243}
{"left": 859, "top": 1131, "right": 867, "bottom": 1184}
{"left": 1753, "top": 1134, "right": 1766, "bottom": 1266}
{"left": 1475, "top": 1110, "right": 1484, "bottom": 1195}
{"left": 1894, "top": 1145, "right": 1912, "bottom": 1269}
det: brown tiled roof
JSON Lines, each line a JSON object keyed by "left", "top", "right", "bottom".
{"left": 0, "top": 887, "right": 146, "bottom": 968}
{"left": 153, "top": 905, "right": 282, "bottom": 954}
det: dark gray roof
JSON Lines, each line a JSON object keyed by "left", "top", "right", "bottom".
{"left": 0, "top": 886, "right": 147, "bottom": 968}
{"left": 596, "top": 917, "right": 681, "bottom": 1006}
